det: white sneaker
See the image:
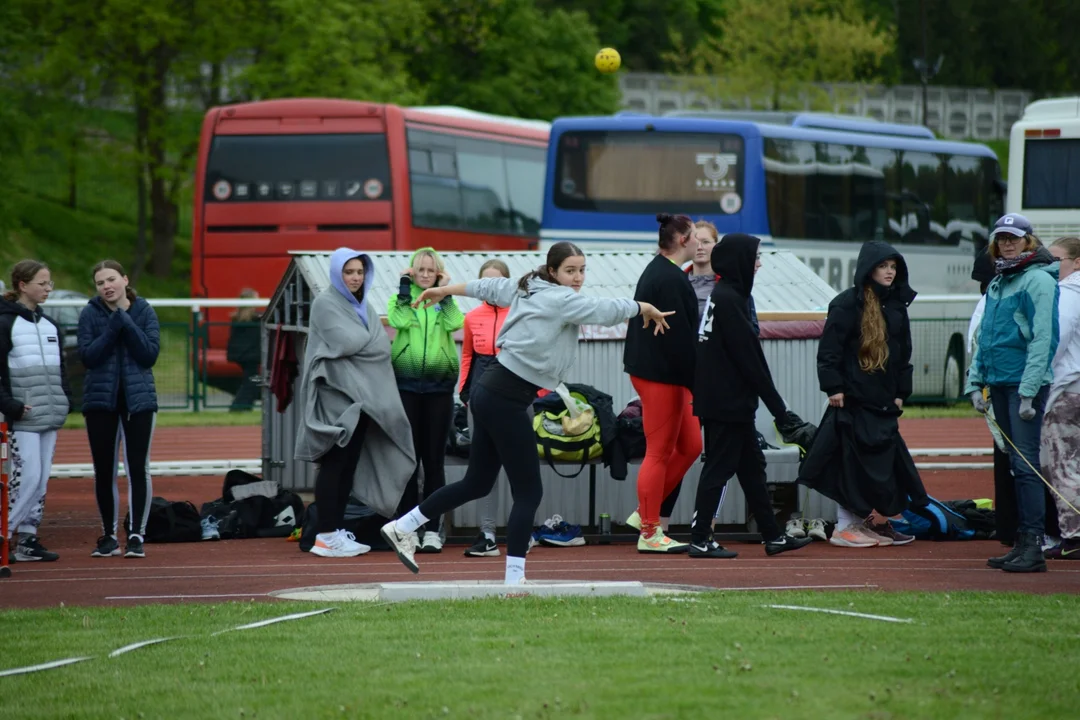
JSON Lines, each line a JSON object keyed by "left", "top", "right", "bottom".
{"left": 418, "top": 531, "right": 444, "bottom": 554}
{"left": 785, "top": 517, "right": 806, "bottom": 538}
{"left": 806, "top": 518, "right": 828, "bottom": 541}
{"left": 380, "top": 520, "right": 420, "bottom": 574}
{"left": 310, "top": 529, "right": 370, "bottom": 558}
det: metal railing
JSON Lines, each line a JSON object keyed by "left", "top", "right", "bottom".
{"left": 42, "top": 296, "right": 980, "bottom": 411}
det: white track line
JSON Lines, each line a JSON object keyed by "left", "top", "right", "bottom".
{"left": 765, "top": 604, "right": 914, "bottom": 623}
{"left": 210, "top": 608, "right": 336, "bottom": 636}
{"left": 108, "top": 637, "right": 182, "bottom": 657}
{"left": 0, "top": 657, "right": 93, "bottom": 677}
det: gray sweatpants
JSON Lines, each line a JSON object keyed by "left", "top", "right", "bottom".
{"left": 1042, "top": 391, "right": 1080, "bottom": 539}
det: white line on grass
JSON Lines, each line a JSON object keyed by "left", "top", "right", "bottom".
{"left": 210, "top": 607, "right": 337, "bottom": 636}
{"left": 0, "top": 657, "right": 93, "bottom": 677}
{"left": 764, "top": 604, "right": 914, "bottom": 623}
{"left": 108, "top": 638, "right": 182, "bottom": 657}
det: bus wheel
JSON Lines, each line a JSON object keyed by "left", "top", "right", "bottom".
{"left": 943, "top": 346, "right": 964, "bottom": 402}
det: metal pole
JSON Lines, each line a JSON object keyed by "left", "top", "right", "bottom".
{"left": 920, "top": 0, "right": 929, "bottom": 128}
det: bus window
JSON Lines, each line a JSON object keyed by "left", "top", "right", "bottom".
{"left": 944, "top": 155, "right": 990, "bottom": 246}
{"left": 554, "top": 131, "right": 745, "bottom": 214}
{"left": 897, "top": 151, "right": 947, "bottom": 245}
{"left": 204, "top": 134, "right": 391, "bottom": 202}
{"left": 1023, "top": 138, "right": 1080, "bottom": 209}
{"left": 457, "top": 137, "right": 511, "bottom": 231}
{"left": 504, "top": 144, "right": 545, "bottom": 235}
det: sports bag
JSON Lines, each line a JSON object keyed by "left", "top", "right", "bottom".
{"left": 533, "top": 385, "right": 602, "bottom": 478}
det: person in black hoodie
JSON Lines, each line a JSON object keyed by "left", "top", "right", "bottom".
{"left": 622, "top": 213, "right": 700, "bottom": 554}
{"left": 798, "top": 241, "right": 929, "bottom": 548}
{"left": 692, "top": 234, "right": 813, "bottom": 557}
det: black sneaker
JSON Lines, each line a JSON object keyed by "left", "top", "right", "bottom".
{"left": 14, "top": 535, "right": 59, "bottom": 562}
{"left": 689, "top": 539, "right": 739, "bottom": 559}
{"left": 92, "top": 535, "right": 121, "bottom": 557}
{"left": 464, "top": 533, "right": 500, "bottom": 557}
{"left": 124, "top": 536, "right": 146, "bottom": 559}
{"left": 764, "top": 534, "right": 813, "bottom": 556}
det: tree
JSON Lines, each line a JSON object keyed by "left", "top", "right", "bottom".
{"left": 687, "top": 0, "right": 894, "bottom": 110}
{"left": 406, "top": 0, "right": 620, "bottom": 120}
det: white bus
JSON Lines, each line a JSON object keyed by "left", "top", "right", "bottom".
{"left": 1007, "top": 97, "right": 1080, "bottom": 240}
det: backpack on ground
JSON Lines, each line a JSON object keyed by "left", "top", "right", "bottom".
{"left": 201, "top": 470, "right": 304, "bottom": 539}
{"left": 533, "top": 388, "right": 603, "bottom": 478}
{"left": 890, "top": 496, "right": 984, "bottom": 541}
{"left": 125, "top": 497, "right": 202, "bottom": 543}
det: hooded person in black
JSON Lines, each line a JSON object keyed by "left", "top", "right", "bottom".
{"left": 691, "top": 233, "right": 814, "bottom": 557}
{"left": 798, "top": 240, "right": 929, "bottom": 547}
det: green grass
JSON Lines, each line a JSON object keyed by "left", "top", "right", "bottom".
{"left": 0, "top": 592, "right": 1077, "bottom": 719}
{"left": 62, "top": 409, "right": 260, "bottom": 430}
{"left": 901, "top": 403, "right": 981, "bottom": 420}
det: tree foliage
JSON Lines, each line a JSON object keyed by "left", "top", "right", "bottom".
{"left": 687, "top": 0, "right": 893, "bottom": 109}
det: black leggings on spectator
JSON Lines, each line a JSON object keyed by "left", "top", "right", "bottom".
{"left": 418, "top": 369, "right": 541, "bottom": 558}
{"left": 314, "top": 415, "right": 369, "bottom": 534}
{"left": 397, "top": 391, "right": 454, "bottom": 534}
{"left": 86, "top": 410, "right": 156, "bottom": 538}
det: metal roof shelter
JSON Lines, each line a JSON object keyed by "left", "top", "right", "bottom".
{"left": 261, "top": 250, "right": 840, "bottom": 535}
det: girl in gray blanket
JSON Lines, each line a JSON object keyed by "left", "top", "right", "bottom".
{"left": 381, "top": 242, "right": 673, "bottom": 584}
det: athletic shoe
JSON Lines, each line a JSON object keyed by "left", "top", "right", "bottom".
{"left": 829, "top": 523, "right": 878, "bottom": 548}
{"left": 637, "top": 527, "right": 689, "bottom": 554}
{"left": 201, "top": 516, "right": 221, "bottom": 541}
{"left": 625, "top": 510, "right": 642, "bottom": 531}
{"left": 689, "top": 538, "right": 738, "bottom": 559}
{"left": 124, "top": 536, "right": 146, "bottom": 559}
{"left": 1045, "top": 537, "right": 1080, "bottom": 560}
{"left": 14, "top": 535, "right": 59, "bottom": 562}
{"left": 418, "top": 531, "right": 444, "bottom": 554}
{"left": 869, "top": 520, "right": 914, "bottom": 546}
{"left": 465, "top": 533, "right": 500, "bottom": 557}
{"left": 860, "top": 520, "right": 894, "bottom": 547}
{"left": 91, "top": 535, "right": 121, "bottom": 558}
{"left": 310, "top": 529, "right": 370, "bottom": 558}
{"left": 380, "top": 520, "right": 419, "bottom": 574}
{"left": 785, "top": 517, "right": 806, "bottom": 538}
{"left": 764, "top": 534, "right": 813, "bottom": 556}
{"left": 806, "top": 518, "right": 828, "bottom": 541}
{"left": 536, "top": 517, "right": 586, "bottom": 547}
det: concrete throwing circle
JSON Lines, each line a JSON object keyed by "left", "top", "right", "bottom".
{"left": 269, "top": 580, "right": 712, "bottom": 603}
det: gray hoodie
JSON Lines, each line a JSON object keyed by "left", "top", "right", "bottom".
{"left": 464, "top": 276, "right": 639, "bottom": 390}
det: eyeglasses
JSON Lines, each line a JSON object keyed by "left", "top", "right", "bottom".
{"left": 995, "top": 236, "right": 1024, "bottom": 247}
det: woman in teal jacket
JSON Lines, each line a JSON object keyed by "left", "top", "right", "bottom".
{"left": 389, "top": 247, "right": 465, "bottom": 554}
{"left": 966, "top": 213, "right": 1060, "bottom": 573}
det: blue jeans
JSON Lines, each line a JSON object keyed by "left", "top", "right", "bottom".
{"left": 989, "top": 385, "right": 1048, "bottom": 538}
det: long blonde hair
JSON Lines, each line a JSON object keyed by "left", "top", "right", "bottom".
{"left": 858, "top": 285, "right": 889, "bottom": 373}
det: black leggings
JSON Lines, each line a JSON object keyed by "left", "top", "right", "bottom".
{"left": 85, "top": 410, "right": 156, "bottom": 538}
{"left": 397, "top": 391, "right": 454, "bottom": 533}
{"left": 693, "top": 420, "right": 781, "bottom": 544}
{"left": 418, "top": 370, "right": 542, "bottom": 558}
{"left": 314, "top": 415, "right": 369, "bottom": 533}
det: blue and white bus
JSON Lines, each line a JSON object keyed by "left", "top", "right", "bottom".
{"left": 541, "top": 112, "right": 1004, "bottom": 400}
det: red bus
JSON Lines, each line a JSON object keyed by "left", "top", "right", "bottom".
{"left": 190, "top": 98, "right": 550, "bottom": 391}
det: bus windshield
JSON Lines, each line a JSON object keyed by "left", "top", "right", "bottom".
{"left": 204, "top": 133, "right": 391, "bottom": 203}
{"left": 1022, "top": 138, "right": 1080, "bottom": 209}
{"left": 554, "top": 131, "right": 745, "bottom": 214}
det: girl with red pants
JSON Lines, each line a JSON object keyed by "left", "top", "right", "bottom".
{"left": 622, "top": 213, "right": 701, "bottom": 553}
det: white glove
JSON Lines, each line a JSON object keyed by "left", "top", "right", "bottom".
{"left": 1018, "top": 396, "right": 1035, "bottom": 421}
{"left": 970, "top": 391, "right": 987, "bottom": 414}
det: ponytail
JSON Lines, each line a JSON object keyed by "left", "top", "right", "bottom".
{"left": 517, "top": 265, "right": 555, "bottom": 293}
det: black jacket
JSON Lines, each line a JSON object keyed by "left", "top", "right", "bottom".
{"left": 623, "top": 254, "right": 699, "bottom": 389}
{"left": 817, "top": 241, "right": 916, "bottom": 408}
{"left": 693, "top": 234, "right": 786, "bottom": 423}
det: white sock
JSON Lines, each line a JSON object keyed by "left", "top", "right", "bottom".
{"left": 484, "top": 531, "right": 496, "bottom": 542}
{"left": 836, "top": 507, "right": 863, "bottom": 529}
{"left": 504, "top": 556, "right": 526, "bottom": 584}
{"left": 396, "top": 508, "right": 429, "bottom": 535}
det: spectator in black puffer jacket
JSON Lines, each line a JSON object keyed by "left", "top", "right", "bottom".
{"left": 0, "top": 259, "right": 70, "bottom": 563}
{"left": 77, "top": 260, "right": 160, "bottom": 560}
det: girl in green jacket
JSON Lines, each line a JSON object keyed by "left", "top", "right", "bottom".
{"left": 389, "top": 248, "right": 465, "bottom": 553}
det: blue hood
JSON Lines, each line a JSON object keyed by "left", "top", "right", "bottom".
{"left": 329, "top": 248, "right": 374, "bottom": 327}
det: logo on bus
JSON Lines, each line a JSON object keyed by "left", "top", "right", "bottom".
{"left": 363, "top": 179, "right": 383, "bottom": 199}
{"left": 212, "top": 180, "right": 232, "bottom": 201}
{"left": 720, "top": 193, "right": 742, "bottom": 214}
{"left": 695, "top": 153, "right": 738, "bottom": 191}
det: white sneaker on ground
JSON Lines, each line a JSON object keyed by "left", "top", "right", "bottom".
{"left": 418, "top": 531, "right": 444, "bottom": 554}
{"left": 806, "top": 518, "right": 828, "bottom": 541}
{"left": 828, "top": 523, "right": 879, "bottom": 548}
{"left": 380, "top": 520, "right": 420, "bottom": 574}
{"left": 310, "top": 529, "right": 370, "bottom": 558}
{"left": 785, "top": 517, "right": 806, "bottom": 538}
